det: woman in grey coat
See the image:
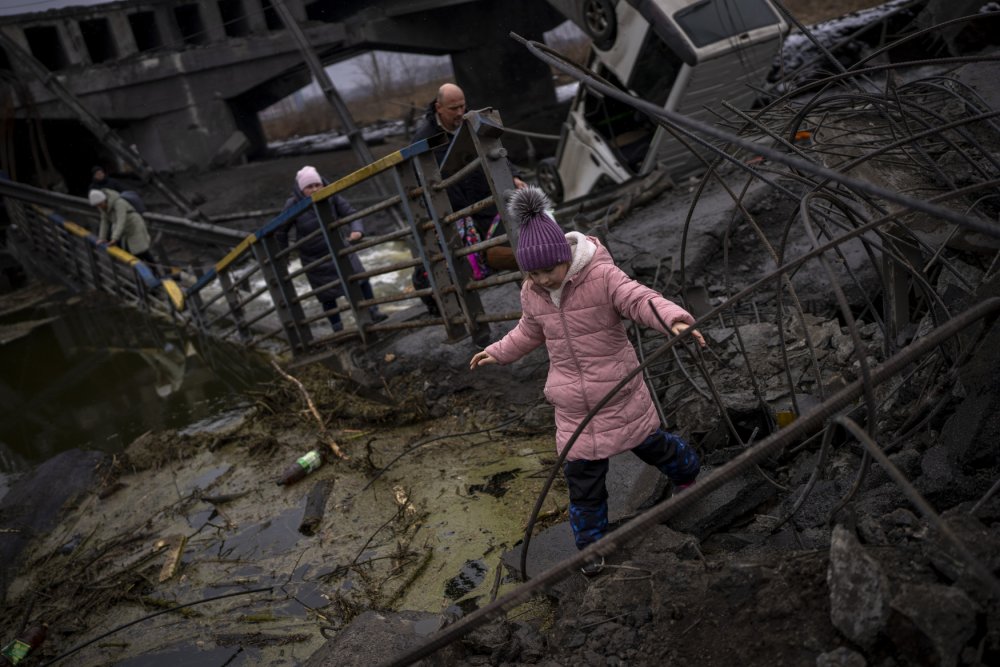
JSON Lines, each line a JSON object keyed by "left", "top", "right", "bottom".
{"left": 89, "top": 188, "right": 155, "bottom": 269}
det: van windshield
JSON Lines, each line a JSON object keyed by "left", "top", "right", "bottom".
{"left": 628, "top": 31, "right": 683, "bottom": 106}
{"left": 674, "top": 0, "right": 780, "bottom": 47}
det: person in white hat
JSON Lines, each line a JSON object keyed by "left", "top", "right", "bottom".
{"left": 89, "top": 188, "right": 155, "bottom": 269}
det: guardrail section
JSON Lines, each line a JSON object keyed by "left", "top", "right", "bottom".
{"left": 2, "top": 109, "right": 528, "bottom": 359}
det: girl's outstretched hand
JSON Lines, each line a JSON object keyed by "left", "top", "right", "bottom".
{"left": 470, "top": 351, "right": 497, "bottom": 370}
{"left": 671, "top": 322, "right": 707, "bottom": 348}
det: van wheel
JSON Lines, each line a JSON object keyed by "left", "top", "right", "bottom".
{"left": 537, "top": 158, "right": 563, "bottom": 204}
{"left": 582, "top": 0, "right": 616, "bottom": 50}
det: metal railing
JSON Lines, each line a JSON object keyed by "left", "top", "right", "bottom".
{"left": 2, "top": 182, "right": 186, "bottom": 320}
{"left": 1, "top": 109, "right": 528, "bottom": 358}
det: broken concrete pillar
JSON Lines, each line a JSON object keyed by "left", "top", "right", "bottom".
{"left": 106, "top": 13, "right": 138, "bottom": 58}
{"left": 59, "top": 21, "right": 90, "bottom": 67}
{"left": 827, "top": 524, "right": 890, "bottom": 647}
{"left": 209, "top": 131, "right": 251, "bottom": 168}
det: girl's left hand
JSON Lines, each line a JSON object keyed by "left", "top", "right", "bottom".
{"left": 671, "top": 322, "right": 706, "bottom": 348}
{"left": 348, "top": 231, "right": 363, "bottom": 242}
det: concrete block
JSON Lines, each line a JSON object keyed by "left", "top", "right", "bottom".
{"left": 668, "top": 469, "right": 778, "bottom": 540}
{"left": 301, "top": 610, "right": 444, "bottom": 667}
{"left": 210, "top": 130, "right": 250, "bottom": 168}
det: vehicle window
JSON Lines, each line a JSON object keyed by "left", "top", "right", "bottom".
{"left": 581, "top": 65, "right": 657, "bottom": 173}
{"left": 581, "top": 66, "right": 633, "bottom": 142}
{"left": 627, "top": 31, "right": 683, "bottom": 107}
{"left": 675, "top": 0, "right": 780, "bottom": 48}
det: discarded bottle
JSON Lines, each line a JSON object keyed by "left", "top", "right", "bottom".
{"left": 1, "top": 623, "right": 48, "bottom": 665}
{"left": 276, "top": 449, "right": 324, "bottom": 486}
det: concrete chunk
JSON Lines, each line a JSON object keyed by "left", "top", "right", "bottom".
{"left": 827, "top": 525, "right": 890, "bottom": 647}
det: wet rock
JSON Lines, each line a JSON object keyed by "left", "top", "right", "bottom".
{"left": 938, "top": 329, "right": 1000, "bottom": 471}
{"left": 852, "top": 483, "right": 910, "bottom": 525}
{"left": 631, "top": 524, "right": 692, "bottom": 556}
{"left": 855, "top": 513, "right": 887, "bottom": 546}
{"left": 777, "top": 478, "right": 843, "bottom": 529}
{"left": 0, "top": 448, "right": 107, "bottom": 596}
{"left": 887, "top": 583, "right": 979, "bottom": 667}
{"left": 463, "top": 619, "right": 511, "bottom": 657}
{"left": 700, "top": 530, "right": 764, "bottom": 555}
{"left": 513, "top": 622, "right": 547, "bottom": 662}
{"left": 301, "top": 609, "right": 452, "bottom": 666}
{"left": 668, "top": 469, "right": 778, "bottom": 540}
{"left": 888, "top": 448, "right": 921, "bottom": 480}
{"left": 816, "top": 646, "right": 867, "bottom": 666}
{"left": 917, "top": 444, "right": 956, "bottom": 497}
{"left": 561, "top": 628, "right": 586, "bottom": 649}
{"left": 879, "top": 508, "right": 920, "bottom": 543}
{"left": 827, "top": 524, "right": 891, "bottom": 647}
{"left": 501, "top": 521, "right": 578, "bottom": 587}
{"left": 921, "top": 512, "right": 1000, "bottom": 594}
{"left": 707, "top": 327, "right": 735, "bottom": 346}
{"left": 607, "top": 451, "right": 665, "bottom": 522}
{"left": 833, "top": 333, "right": 857, "bottom": 365}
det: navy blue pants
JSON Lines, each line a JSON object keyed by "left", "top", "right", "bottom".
{"left": 563, "top": 428, "right": 699, "bottom": 550}
{"left": 321, "top": 278, "right": 379, "bottom": 331}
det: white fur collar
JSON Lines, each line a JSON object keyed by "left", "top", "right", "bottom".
{"left": 549, "top": 232, "right": 596, "bottom": 307}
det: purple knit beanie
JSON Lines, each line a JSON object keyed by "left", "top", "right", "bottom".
{"left": 509, "top": 186, "right": 570, "bottom": 272}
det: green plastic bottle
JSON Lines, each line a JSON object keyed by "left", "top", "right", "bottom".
{"left": 1, "top": 623, "right": 47, "bottom": 665}
{"left": 276, "top": 449, "right": 324, "bottom": 486}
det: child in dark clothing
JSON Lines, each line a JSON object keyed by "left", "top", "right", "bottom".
{"left": 470, "top": 187, "right": 705, "bottom": 575}
{"left": 277, "top": 166, "right": 387, "bottom": 332}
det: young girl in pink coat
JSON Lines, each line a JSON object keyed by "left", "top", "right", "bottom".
{"left": 470, "top": 186, "right": 705, "bottom": 575}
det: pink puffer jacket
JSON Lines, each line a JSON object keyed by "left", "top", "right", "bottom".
{"left": 485, "top": 235, "right": 694, "bottom": 461}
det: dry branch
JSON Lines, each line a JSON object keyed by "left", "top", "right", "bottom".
{"left": 270, "top": 360, "right": 348, "bottom": 460}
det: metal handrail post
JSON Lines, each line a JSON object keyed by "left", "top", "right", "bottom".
{"left": 382, "top": 160, "right": 453, "bottom": 324}
{"left": 216, "top": 270, "right": 252, "bottom": 343}
{"left": 312, "top": 198, "right": 372, "bottom": 343}
{"left": 254, "top": 234, "right": 312, "bottom": 354}
{"left": 134, "top": 270, "right": 150, "bottom": 314}
{"left": 415, "top": 150, "right": 488, "bottom": 339}
{"left": 57, "top": 227, "right": 75, "bottom": 280}
{"left": 404, "top": 154, "right": 468, "bottom": 340}
{"left": 184, "top": 266, "right": 213, "bottom": 334}
{"left": 464, "top": 110, "right": 521, "bottom": 249}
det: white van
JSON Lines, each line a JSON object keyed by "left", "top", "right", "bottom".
{"left": 539, "top": 0, "right": 789, "bottom": 203}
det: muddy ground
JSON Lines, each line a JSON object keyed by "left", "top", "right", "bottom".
{"left": 5, "top": 1, "right": 1000, "bottom": 666}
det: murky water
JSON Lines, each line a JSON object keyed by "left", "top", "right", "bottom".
{"left": 197, "top": 240, "right": 417, "bottom": 338}
{"left": 0, "top": 288, "right": 274, "bottom": 477}
{"left": 1, "top": 270, "right": 558, "bottom": 665}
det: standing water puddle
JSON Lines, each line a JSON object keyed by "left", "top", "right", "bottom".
{"left": 1, "top": 282, "right": 560, "bottom": 665}
{"left": 0, "top": 288, "right": 274, "bottom": 478}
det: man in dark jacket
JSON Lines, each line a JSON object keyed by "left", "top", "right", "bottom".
{"left": 89, "top": 165, "right": 127, "bottom": 193}
{"left": 411, "top": 83, "right": 527, "bottom": 240}
{"left": 276, "top": 166, "right": 387, "bottom": 333}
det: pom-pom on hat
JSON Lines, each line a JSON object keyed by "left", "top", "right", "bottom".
{"left": 88, "top": 189, "right": 107, "bottom": 206}
{"left": 296, "top": 166, "right": 322, "bottom": 193}
{"left": 509, "top": 186, "right": 570, "bottom": 272}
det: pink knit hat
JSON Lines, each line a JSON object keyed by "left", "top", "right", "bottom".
{"left": 296, "top": 166, "right": 322, "bottom": 192}
{"left": 509, "top": 186, "right": 570, "bottom": 272}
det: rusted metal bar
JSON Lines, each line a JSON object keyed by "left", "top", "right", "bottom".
{"left": 380, "top": 297, "right": 1000, "bottom": 667}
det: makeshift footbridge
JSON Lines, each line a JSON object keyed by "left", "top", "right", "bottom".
{"left": 2, "top": 110, "right": 527, "bottom": 363}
